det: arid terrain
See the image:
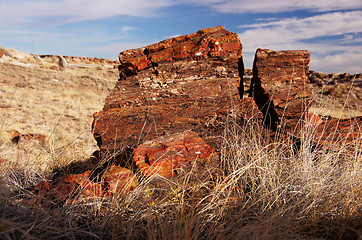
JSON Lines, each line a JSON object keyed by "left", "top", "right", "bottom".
{"left": 1, "top": 48, "right": 360, "bottom": 150}
{"left": 0, "top": 48, "right": 119, "bottom": 174}
{"left": 0, "top": 39, "right": 361, "bottom": 240}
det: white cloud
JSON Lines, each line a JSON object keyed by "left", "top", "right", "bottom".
{"left": 0, "top": 0, "right": 176, "bottom": 27}
{"left": 312, "top": 51, "right": 362, "bottom": 73}
{"left": 190, "top": 0, "right": 362, "bottom": 13}
{"left": 237, "top": 11, "right": 362, "bottom": 73}
{"left": 239, "top": 11, "right": 362, "bottom": 45}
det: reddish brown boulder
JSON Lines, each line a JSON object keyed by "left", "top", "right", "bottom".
{"left": 133, "top": 131, "right": 217, "bottom": 178}
{"left": 92, "top": 26, "right": 244, "bottom": 155}
{"left": 31, "top": 167, "right": 138, "bottom": 206}
{"left": 31, "top": 171, "right": 103, "bottom": 206}
{"left": 312, "top": 116, "right": 361, "bottom": 146}
{"left": 103, "top": 165, "right": 138, "bottom": 193}
{"left": 250, "top": 49, "right": 311, "bottom": 132}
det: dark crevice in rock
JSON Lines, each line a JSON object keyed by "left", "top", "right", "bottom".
{"left": 89, "top": 147, "right": 138, "bottom": 182}
{"left": 249, "top": 49, "right": 311, "bottom": 132}
{"left": 118, "top": 62, "right": 137, "bottom": 80}
{"left": 237, "top": 56, "right": 245, "bottom": 99}
{"left": 250, "top": 54, "right": 280, "bottom": 130}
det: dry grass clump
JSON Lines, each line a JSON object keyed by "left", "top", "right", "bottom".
{"left": 0, "top": 116, "right": 361, "bottom": 240}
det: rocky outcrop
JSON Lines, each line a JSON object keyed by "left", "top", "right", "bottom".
{"left": 250, "top": 49, "right": 311, "bottom": 132}
{"left": 39, "top": 55, "right": 118, "bottom": 66}
{"left": 133, "top": 131, "right": 218, "bottom": 178}
{"left": 92, "top": 26, "right": 245, "bottom": 155}
{"left": 24, "top": 26, "right": 361, "bottom": 208}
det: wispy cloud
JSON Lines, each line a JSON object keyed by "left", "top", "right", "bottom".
{"left": 83, "top": 42, "right": 149, "bottom": 59}
{"left": 190, "top": 0, "right": 362, "bottom": 13}
{"left": 238, "top": 11, "right": 362, "bottom": 72}
{"left": 239, "top": 11, "right": 362, "bottom": 43}
{"left": 0, "top": 0, "right": 176, "bottom": 27}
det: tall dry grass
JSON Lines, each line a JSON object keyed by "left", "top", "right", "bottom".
{"left": 0, "top": 65, "right": 361, "bottom": 239}
{"left": 0, "top": 113, "right": 361, "bottom": 239}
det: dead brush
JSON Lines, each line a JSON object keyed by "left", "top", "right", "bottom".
{"left": 0, "top": 90, "right": 361, "bottom": 239}
{"left": 1, "top": 114, "right": 361, "bottom": 239}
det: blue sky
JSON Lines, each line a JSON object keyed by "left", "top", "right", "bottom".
{"left": 0, "top": 0, "right": 361, "bottom": 73}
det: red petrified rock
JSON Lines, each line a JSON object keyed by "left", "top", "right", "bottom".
{"left": 250, "top": 49, "right": 311, "bottom": 132}
{"left": 31, "top": 167, "right": 138, "bottom": 206}
{"left": 92, "top": 26, "right": 244, "bottom": 155}
{"left": 306, "top": 112, "right": 323, "bottom": 126}
{"left": 133, "top": 131, "right": 217, "bottom": 178}
{"left": 103, "top": 165, "right": 138, "bottom": 193}
{"left": 312, "top": 116, "right": 361, "bottom": 146}
{"left": 118, "top": 25, "right": 241, "bottom": 72}
{"left": 32, "top": 171, "right": 103, "bottom": 206}
{"left": 0, "top": 156, "right": 7, "bottom": 164}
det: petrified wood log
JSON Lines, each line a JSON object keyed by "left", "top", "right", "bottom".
{"left": 92, "top": 26, "right": 245, "bottom": 154}
{"left": 250, "top": 49, "right": 311, "bottom": 132}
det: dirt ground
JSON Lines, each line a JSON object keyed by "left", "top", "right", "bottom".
{"left": 0, "top": 48, "right": 118, "bottom": 156}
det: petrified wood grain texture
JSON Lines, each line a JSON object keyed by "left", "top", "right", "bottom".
{"left": 250, "top": 49, "right": 311, "bottom": 131}
{"left": 92, "top": 26, "right": 244, "bottom": 153}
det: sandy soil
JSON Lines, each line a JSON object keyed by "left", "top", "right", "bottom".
{"left": 0, "top": 47, "right": 118, "bottom": 156}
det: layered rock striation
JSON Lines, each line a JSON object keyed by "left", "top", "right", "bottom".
{"left": 250, "top": 49, "right": 311, "bottom": 131}
{"left": 92, "top": 26, "right": 245, "bottom": 154}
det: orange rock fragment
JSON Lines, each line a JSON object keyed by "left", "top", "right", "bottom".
{"left": 103, "top": 166, "right": 138, "bottom": 193}
{"left": 133, "top": 131, "right": 216, "bottom": 178}
{"left": 306, "top": 112, "right": 323, "bottom": 126}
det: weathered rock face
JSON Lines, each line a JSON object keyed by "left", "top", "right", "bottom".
{"left": 312, "top": 116, "right": 362, "bottom": 145}
{"left": 118, "top": 25, "right": 242, "bottom": 72}
{"left": 133, "top": 131, "right": 218, "bottom": 178}
{"left": 238, "top": 97, "right": 263, "bottom": 122}
{"left": 250, "top": 49, "right": 311, "bottom": 131}
{"left": 92, "top": 26, "right": 244, "bottom": 154}
{"left": 30, "top": 166, "right": 137, "bottom": 206}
